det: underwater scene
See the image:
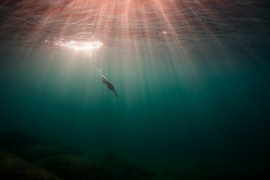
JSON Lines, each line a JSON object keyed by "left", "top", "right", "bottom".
{"left": 0, "top": 0, "right": 270, "bottom": 179}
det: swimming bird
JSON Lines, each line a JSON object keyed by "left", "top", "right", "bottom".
{"left": 102, "top": 75, "right": 118, "bottom": 97}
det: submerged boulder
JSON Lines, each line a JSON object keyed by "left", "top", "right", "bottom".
{"left": 0, "top": 152, "right": 61, "bottom": 180}
{"left": 20, "top": 145, "right": 83, "bottom": 163}
{"left": 39, "top": 155, "right": 116, "bottom": 180}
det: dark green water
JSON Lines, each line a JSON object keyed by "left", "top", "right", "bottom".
{"left": 1, "top": 42, "right": 270, "bottom": 179}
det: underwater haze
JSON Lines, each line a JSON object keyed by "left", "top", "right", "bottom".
{"left": 0, "top": 0, "right": 270, "bottom": 179}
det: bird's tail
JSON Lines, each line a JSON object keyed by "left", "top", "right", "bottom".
{"left": 114, "top": 91, "right": 118, "bottom": 98}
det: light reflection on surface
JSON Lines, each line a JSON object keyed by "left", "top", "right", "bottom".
{"left": 53, "top": 40, "right": 103, "bottom": 53}
{"left": 1, "top": 0, "right": 264, "bottom": 56}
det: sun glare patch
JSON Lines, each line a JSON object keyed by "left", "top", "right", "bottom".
{"left": 54, "top": 40, "right": 103, "bottom": 54}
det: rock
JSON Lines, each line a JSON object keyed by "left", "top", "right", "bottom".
{"left": 19, "top": 145, "right": 83, "bottom": 163}
{"left": 0, "top": 152, "right": 61, "bottom": 180}
{"left": 39, "top": 155, "right": 116, "bottom": 180}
